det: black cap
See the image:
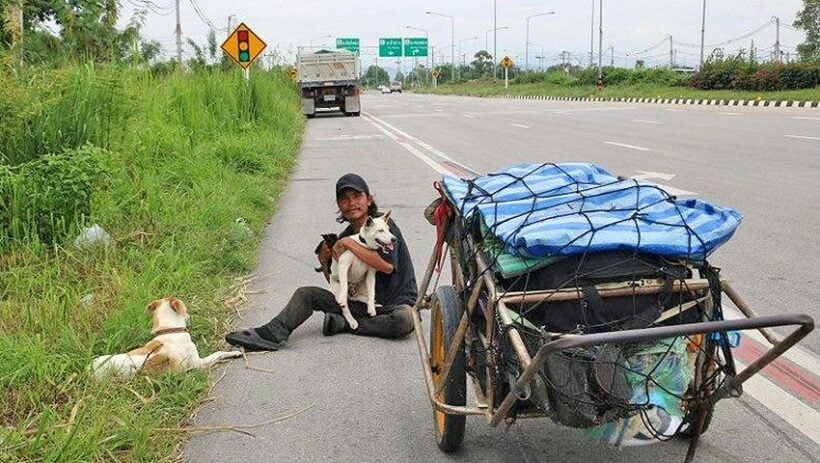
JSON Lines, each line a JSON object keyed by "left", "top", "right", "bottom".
{"left": 335, "top": 173, "right": 370, "bottom": 198}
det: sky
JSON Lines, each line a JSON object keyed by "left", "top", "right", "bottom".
{"left": 118, "top": 0, "right": 808, "bottom": 71}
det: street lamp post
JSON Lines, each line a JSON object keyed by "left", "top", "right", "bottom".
{"left": 699, "top": 0, "right": 707, "bottom": 69}
{"left": 597, "top": 0, "right": 603, "bottom": 83}
{"left": 459, "top": 36, "right": 478, "bottom": 73}
{"left": 525, "top": 11, "right": 554, "bottom": 72}
{"left": 426, "top": 11, "right": 455, "bottom": 81}
{"left": 406, "top": 25, "right": 430, "bottom": 84}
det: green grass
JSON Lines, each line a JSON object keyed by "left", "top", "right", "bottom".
{"left": 416, "top": 79, "right": 820, "bottom": 102}
{"left": 0, "top": 62, "right": 304, "bottom": 462}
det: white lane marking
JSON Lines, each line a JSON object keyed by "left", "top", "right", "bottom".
{"left": 604, "top": 141, "right": 651, "bottom": 151}
{"left": 464, "top": 114, "right": 475, "bottom": 118}
{"left": 791, "top": 116, "right": 820, "bottom": 121}
{"left": 632, "top": 119, "right": 661, "bottom": 125}
{"left": 718, "top": 112, "right": 743, "bottom": 116}
{"left": 362, "top": 111, "right": 472, "bottom": 171}
{"left": 633, "top": 171, "right": 675, "bottom": 181}
{"left": 664, "top": 108, "right": 685, "bottom": 112}
{"left": 549, "top": 111, "right": 572, "bottom": 116}
{"left": 785, "top": 134, "right": 820, "bottom": 141}
{"left": 510, "top": 123, "right": 530, "bottom": 129}
{"left": 735, "top": 358, "right": 820, "bottom": 445}
{"left": 630, "top": 171, "right": 697, "bottom": 196}
{"left": 723, "top": 306, "right": 820, "bottom": 374}
{"left": 313, "top": 134, "right": 385, "bottom": 141}
{"left": 360, "top": 115, "right": 449, "bottom": 175}
{"left": 434, "top": 109, "right": 444, "bottom": 112}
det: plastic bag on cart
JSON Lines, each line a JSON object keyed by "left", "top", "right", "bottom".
{"left": 581, "top": 337, "right": 692, "bottom": 446}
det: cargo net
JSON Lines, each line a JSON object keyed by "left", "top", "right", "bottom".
{"left": 447, "top": 164, "right": 737, "bottom": 443}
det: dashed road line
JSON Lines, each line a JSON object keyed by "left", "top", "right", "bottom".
{"left": 604, "top": 141, "right": 651, "bottom": 151}
{"left": 718, "top": 112, "right": 743, "bottom": 116}
{"left": 664, "top": 108, "right": 685, "bottom": 112}
{"left": 464, "top": 114, "right": 475, "bottom": 118}
{"left": 631, "top": 119, "right": 661, "bottom": 125}
{"left": 509, "top": 123, "right": 530, "bottom": 129}
{"left": 785, "top": 134, "right": 820, "bottom": 141}
{"left": 791, "top": 116, "right": 820, "bottom": 121}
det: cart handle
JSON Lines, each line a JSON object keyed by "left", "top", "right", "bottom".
{"left": 488, "top": 313, "right": 814, "bottom": 427}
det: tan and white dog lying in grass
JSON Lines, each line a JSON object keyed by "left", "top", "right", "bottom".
{"left": 91, "top": 297, "right": 241, "bottom": 379}
{"left": 329, "top": 212, "right": 396, "bottom": 331}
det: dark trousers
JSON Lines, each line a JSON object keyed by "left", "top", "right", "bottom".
{"left": 262, "top": 286, "right": 414, "bottom": 341}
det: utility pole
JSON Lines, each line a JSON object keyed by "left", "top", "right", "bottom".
{"left": 669, "top": 35, "right": 674, "bottom": 68}
{"left": 493, "top": 0, "right": 498, "bottom": 80}
{"left": 773, "top": 16, "right": 781, "bottom": 63}
{"left": 699, "top": 0, "right": 706, "bottom": 69}
{"left": 590, "top": 0, "right": 595, "bottom": 67}
{"left": 175, "top": 0, "right": 183, "bottom": 64}
{"left": 227, "top": 15, "right": 236, "bottom": 36}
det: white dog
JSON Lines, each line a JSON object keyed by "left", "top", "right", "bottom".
{"left": 330, "top": 212, "right": 396, "bottom": 330}
{"left": 91, "top": 297, "right": 241, "bottom": 379}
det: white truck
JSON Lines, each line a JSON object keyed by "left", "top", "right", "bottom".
{"left": 297, "top": 49, "right": 361, "bottom": 118}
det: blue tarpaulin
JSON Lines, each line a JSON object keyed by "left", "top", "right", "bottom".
{"left": 443, "top": 163, "right": 742, "bottom": 261}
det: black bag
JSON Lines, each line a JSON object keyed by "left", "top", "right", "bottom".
{"left": 502, "top": 252, "right": 690, "bottom": 334}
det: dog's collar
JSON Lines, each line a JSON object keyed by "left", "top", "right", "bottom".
{"left": 152, "top": 327, "right": 188, "bottom": 336}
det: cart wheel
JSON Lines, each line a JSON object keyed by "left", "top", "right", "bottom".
{"left": 429, "top": 285, "right": 466, "bottom": 453}
{"left": 679, "top": 339, "right": 718, "bottom": 438}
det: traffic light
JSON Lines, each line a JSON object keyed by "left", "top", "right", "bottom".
{"left": 237, "top": 29, "right": 250, "bottom": 63}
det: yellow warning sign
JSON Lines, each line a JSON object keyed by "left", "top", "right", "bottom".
{"left": 500, "top": 55, "right": 514, "bottom": 69}
{"left": 432, "top": 68, "right": 441, "bottom": 79}
{"left": 221, "top": 23, "right": 267, "bottom": 69}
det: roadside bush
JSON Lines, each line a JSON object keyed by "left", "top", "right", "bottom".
{"left": 691, "top": 59, "right": 819, "bottom": 90}
{"left": 572, "top": 66, "right": 687, "bottom": 86}
{"left": 0, "top": 145, "right": 106, "bottom": 248}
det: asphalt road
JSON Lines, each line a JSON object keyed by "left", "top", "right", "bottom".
{"left": 182, "top": 93, "right": 819, "bottom": 463}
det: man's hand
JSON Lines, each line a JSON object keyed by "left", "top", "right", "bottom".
{"left": 332, "top": 237, "right": 355, "bottom": 261}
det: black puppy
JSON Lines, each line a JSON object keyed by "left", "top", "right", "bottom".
{"left": 314, "top": 233, "right": 339, "bottom": 283}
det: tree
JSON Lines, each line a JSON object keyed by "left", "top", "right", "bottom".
{"left": 794, "top": 0, "right": 820, "bottom": 61}
{"left": 362, "top": 64, "right": 389, "bottom": 87}
{"left": 470, "top": 50, "right": 493, "bottom": 77}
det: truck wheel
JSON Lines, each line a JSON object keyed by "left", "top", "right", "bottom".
{"left": 353, "top": 111, "right": 361, "bottom": 117}
{"left": 306, "top": 113, "right": 316, "bottom": 119}
{"left": 429, "top": 285, "right": 466, "bottom": 453}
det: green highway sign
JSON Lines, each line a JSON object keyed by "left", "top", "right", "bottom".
{"left": 403, "top": 37, "right": 428, "bottom": 57}
{"left": 379, "top": 38, "right": 402, "bottom": 57}
{"left": 336, "top": 37, "right": 359, "bottom": 53}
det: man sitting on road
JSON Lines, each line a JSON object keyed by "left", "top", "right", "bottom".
{"left": 225, "top": 174, "right": 417, "bottom": 350}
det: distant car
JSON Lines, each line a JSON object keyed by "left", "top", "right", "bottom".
{"left": 381, "top": 86, "right": 391, "bottom": 94}
{"left": 390, "top": 82, "right": 402, "bottom": 93}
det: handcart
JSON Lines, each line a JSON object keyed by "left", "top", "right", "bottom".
{"left": 410, "top": 163, "right": 814, "bottom": 462}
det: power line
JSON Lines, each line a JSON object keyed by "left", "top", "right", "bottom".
{"left": 188, "top": 0, "right": 216, "bottom": 31}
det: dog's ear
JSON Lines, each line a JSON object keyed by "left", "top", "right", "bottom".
{"left": 382, "top": 210, "right": 391, "bottom": 223}
{"left": 169, "top": 298, "right": 188, "bottom": 315}
{"left": 146, "top": 299, "right": 163, "bottom": 314}
{"left": 365, "top": 216, "right": 374, "bottom": 228}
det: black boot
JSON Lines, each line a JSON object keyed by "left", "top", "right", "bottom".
{"left": 225, "top": 319, "right": 289, "bottom": 351}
